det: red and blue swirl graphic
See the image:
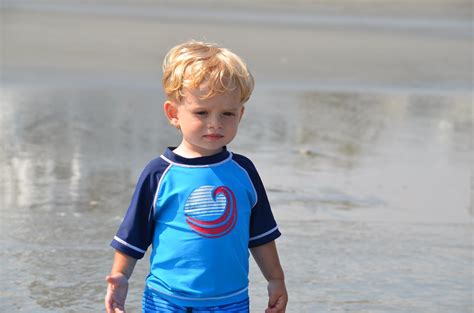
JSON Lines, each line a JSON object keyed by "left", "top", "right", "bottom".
{"left": 184, "top": 185, "right": 237, "bottom": 238}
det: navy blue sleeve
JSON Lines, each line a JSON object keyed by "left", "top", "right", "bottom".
{"left": 110, "top": 157, "right": 169, "bottom": 259}
{"left": 232, "top": 154, "right": 281, "bottom": 248}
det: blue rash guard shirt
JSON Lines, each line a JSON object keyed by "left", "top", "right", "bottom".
{"left": 111, "top": 147, "right": 281, "bottom": 307}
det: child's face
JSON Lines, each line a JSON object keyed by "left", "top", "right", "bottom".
{"left": 166, "top": 84, "right": 245, "bottom": 157}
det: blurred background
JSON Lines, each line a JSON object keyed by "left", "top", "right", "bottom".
{"left": 0, "top": 0, "right": 472, "bottom": 312}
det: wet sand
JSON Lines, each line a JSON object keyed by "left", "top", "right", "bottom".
{"left": 0, "top": 1, "right": 472, "bottom": 312}
{"left": 1, "top": 0, "right": 472, "bottom": 92}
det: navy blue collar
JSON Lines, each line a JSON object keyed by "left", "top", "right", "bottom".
{"left": 162, "top": 147, "right": 230, "bottom": 166}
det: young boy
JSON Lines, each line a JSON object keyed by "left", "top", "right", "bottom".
{"left": 105, "top": 41, "right": 287, "bottom": 313}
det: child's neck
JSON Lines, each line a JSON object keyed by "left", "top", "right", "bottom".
{"left": 172, "top": 144, "right": 224, "bottom": 158}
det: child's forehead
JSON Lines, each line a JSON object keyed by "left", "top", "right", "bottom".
{"left": 187, "top": 81, "right": 214, "bottom": 97}
{"left": 182, "top": 84, "right": 241, "bottom": 104}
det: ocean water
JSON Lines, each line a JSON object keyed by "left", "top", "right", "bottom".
{"left": 0, "top": 1, "right": 472, "bottom": 312}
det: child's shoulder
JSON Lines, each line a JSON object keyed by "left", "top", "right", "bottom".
{"left": 231, "top": 152, "right": 258, "bottom": 173}
{"left": 141, "top": 154, "right": 170, "bottom": 175}
{"left": 231, "top": 151, "right": 252, "bottom": 164}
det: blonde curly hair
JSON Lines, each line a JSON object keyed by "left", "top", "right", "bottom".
{"left": 162, "top": 41, "right": 254, "bottom": 104}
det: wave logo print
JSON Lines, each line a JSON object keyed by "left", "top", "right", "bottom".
{"left": 184, "top": 185, "right": 237, "bottom": 238}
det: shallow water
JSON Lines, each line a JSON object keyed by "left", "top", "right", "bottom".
{"left": 1, "top": 1, "right": 472, "bottom": 312}
{"left": 1, "top": 86, "right": 471, "bottom": 312}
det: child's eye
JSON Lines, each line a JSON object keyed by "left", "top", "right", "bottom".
{"left": 195, "top": 111, "right": 207, "bottom": 116}
{"left": 223, "top": 112, "right": 236, "bottom": 117}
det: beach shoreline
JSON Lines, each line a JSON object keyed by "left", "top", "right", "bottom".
{"left": 0, "top": 1, "right": 472, "bottom": 312}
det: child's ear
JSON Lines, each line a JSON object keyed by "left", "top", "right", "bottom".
{"left": 164, "top": 100, "right": 180, "bottom": 129}
{"left": 238, "top": 105, "right": 245, "bottom": 122}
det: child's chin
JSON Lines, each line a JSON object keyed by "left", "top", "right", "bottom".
{"left": 201, "top": 145, "right": 225, "bottom": 154}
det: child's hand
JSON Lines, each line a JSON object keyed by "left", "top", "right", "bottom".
{"left": 105, "top": 273, "right": 129, "bottom": 313}
{"left": 265, "top": 279, "right": 288, "bottom": 313}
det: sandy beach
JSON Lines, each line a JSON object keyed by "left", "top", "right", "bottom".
{"left": 2, "top": 0, "right": 472, "bottom": 92}
{"left": 0, "top": 1, "right": 472, "bottom": 312}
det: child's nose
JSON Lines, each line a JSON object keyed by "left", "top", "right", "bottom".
{"left": 208, "top": 115, "right": 223, "bottom": 129}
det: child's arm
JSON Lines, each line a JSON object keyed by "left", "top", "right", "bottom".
{"left": 105, "top": 251, "right": 138, "bottom": 313}
{"left": 250, "top": 240, "right": 288, "bottom": 313}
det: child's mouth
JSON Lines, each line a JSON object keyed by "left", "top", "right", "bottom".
{"left": 204, "top": 134, "right": 224, "bottom": 141}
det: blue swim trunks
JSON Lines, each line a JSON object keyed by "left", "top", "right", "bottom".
{"left": 142, "top": 286, "right": 249, "bottom": 313}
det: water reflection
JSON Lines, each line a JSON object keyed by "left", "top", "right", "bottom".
{"left": 238, "top": 88, "right": 471, "bottom": 221}
{"left": 0, "top": 85, "right": 472, "bottom": 312}
{"left": 1, "top": 88, "right": 178, "bottom": 214}
{"left": 1, "top": 86, "right": 470, "bottom": 226}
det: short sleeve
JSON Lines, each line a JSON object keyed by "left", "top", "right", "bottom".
{"left": 232, "top": 154, "right": 281, "bottom": 248}
{"left": 110, "top": 158, "right": 169, "bottom": 259}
